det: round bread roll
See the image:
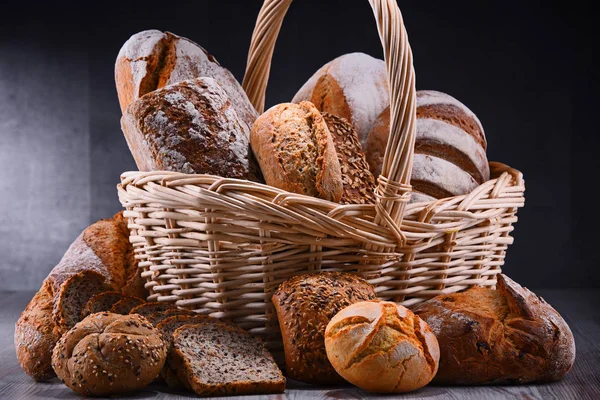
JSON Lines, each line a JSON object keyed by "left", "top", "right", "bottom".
{"left": 52, "top": 312, "right": 167, "bottom": 396}
{"left": 292, "top": 52, "right": 388, "bottom": 147}
{"left": 115, "top": 30, "right": 257, "bottom": 132}
{"left": 250, "top": 101, "right": 343, "bottom": 201}
{"left": 325, "top": 300, "right": 439, "bottom": 393}
{"left": 365, "top": 90, "right": 490, "bottom": 202}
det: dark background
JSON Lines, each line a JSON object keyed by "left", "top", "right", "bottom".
{"left": 0, "top": 0, "right": 597, "bottom": 290}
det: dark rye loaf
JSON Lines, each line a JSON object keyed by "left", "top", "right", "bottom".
{"left": 173, "top": 322, "right": 285, "bottom": 396}
{"left": 271, "top": 272, "right": 377, "bottom": 384}
{"left": 120, "top": 77, "right": 262, "bottom": 181}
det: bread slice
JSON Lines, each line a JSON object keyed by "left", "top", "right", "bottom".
{"left": 52, "top": 270, "right": 112, "bottom": 335}
{"left": 80, "top": 291, "right": 125, "bottom": 319}
{"left": 130, "top": 302, "right": 176, "bottom": 318}
{"left": 172, "top": 323, "right": 286, "bottom": 396}
{"left": 146, "top": 309, "right": 196, "bottom": 327}
{"left": 155, "top": 314, "right": 223, "bottom": 389}
{"left": 109, "top": 296, "right": 145, "bottom": 314}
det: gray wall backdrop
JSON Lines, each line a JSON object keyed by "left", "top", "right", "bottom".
{"left": 0, "top": 1, "right": 597, "bottom": 290}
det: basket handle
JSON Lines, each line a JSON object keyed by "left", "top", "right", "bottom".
{"left": 242, "top": 0, "right": 416, "bottom": 246}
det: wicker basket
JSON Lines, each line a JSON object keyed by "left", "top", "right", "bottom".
{"left": 117, "top": 0, "right": 525, "bottom": 359}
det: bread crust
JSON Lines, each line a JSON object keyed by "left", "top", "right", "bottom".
{"left": 413, "top": 274, "right": 576, "bottom": 384}
{"left": 250, "top": 102, "right": 343, "bottom": 201}
{"left": 115, "top": 30, "right": 257, "bottom": 132}
{"left": 14, "top": 213, "right": 148, "bottom": 381}
{"left": 121, "top": 77, "right": 262, "bottom": 181}
{"left": 272, "top": 272, "right": 377, "bottom": 384}
{"left": 52, "top": 312, "right": 166, "bottom": 396}
{"left": 292, "top": 52, "right": 389, "bottom": 147}
{"left": 324, "top": 300, "right": 439, "bottom": 393}
{"left": 322, "top": 113, "right": 376, "bottom": 204}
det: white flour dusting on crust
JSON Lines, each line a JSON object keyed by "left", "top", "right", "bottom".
{"left": 411, "top": 153, "right": 478, "bottom": 197}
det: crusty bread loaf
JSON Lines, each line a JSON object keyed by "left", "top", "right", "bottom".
{"left": 81, "top": 291, "right": 126, "bottom": 319}
{"left": 365, "top": 90, "right": 490, "bottom": 201}
{"left": 272, "top": 272, "right": 377, "bottom": 384}
{"left": 413, "top": 274, "right": 576, "bottom": 385}
{"left": 52, "top": 312, "right": 166, "bottom": 396}
{"left": 121, "top": 77, "right": 262, "bottom": 181}
{"left": 109, "top": 295, "right": 145, "bottom": 314}
{"left": 13, "top": 280, "right": 58, "bottom": 381}
{"left": 14, "top": 212, "right": 148, "bottom": 381}
{"left": 322, "top": 112, "right": 376, "bottom": 204}
{"left": 53, "top": 270, "right": 112, "bottom": 336}
{"left": 172, "top": 322, "right": 286, "bottom": 396}
{"left": 292, "top": 52, "right": 388, "bottom": 147}
{"left": 250, "top": 102, "right": 343, "bottom": 201}
{"left": 325, "top": 300, "right": 440, "bottom": 393}
{"left": 115, "top": 30, "right": 257, "bottom": 132}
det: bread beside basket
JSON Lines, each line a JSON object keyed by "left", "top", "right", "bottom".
{"left": 117, "top": 0, "right": 525, "bottom": 362}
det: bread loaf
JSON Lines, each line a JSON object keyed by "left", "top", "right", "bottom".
{"left": 115, "top": 30, "right": 257, "bottom": 132}
{"left": 322, "top": 112, "right": 376, "bottom": 204}
{"left": 81, "top": 291, "right": 126, "bottom": 319}
{"left": 272, "top": 272, "right": 377, "bottom": 384}
{"left": 130, "top": 302, "right": 176, "bottom": 318}
{"left": 172, "top": 322, "right": 286, "bottom": 396}
{"left": 121, "top": 77, "right": 262, "bottom": 181}
{"left": 413, "top": 274, "right": 576, "bottom": 385}
{"left": 292, "top": 52, "right": 388, "bottom": 147}
{"left": 109, "top": 296, "right": 145, "bottom": 314}
{"left": 365, "top": 90, "right": 490, "bottom": 201}
{"left": 52, "top": 312, "right": 167, "bottom": 396}
{"left": 14, "top": 212, "right": 147, "bottom": 381}
{"left": 250, "top": 102, "right": 343, "bottom": 201}
{"left": 324, "top": 300, "right": 439, "bottom": 393}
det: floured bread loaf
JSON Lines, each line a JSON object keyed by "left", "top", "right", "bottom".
{"left": 292, "top": 52, "right": 388, "bottom": 147}
{"left": 115, "top": 30, "right": 257, "bottom": 132}
{"left": 121, "top": 77, "right": 262, "bottom": 180}
{"left": 366, "top": 90, "right": 490, "bottom": 202}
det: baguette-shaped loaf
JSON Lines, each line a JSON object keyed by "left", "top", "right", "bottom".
{"left": 115, "top": 30, "right": 257, "bottom": 132}
{"left": 121, "top": 77, "right": 262, "bottom": 181}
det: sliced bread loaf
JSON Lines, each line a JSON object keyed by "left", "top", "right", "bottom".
{"left": 109, "top": 296, "right": 145, "bottom": 314}
{"left": 172, "top": 323, "right": 286, "bottom": 396}
{"left": 52, "top": 270, "right": 112, "bottom": 335}
{"left": 80, "top": 291, "right": 125, "bottom": 319}
{"left": 130, "top": 302, "right": 176, "bottom": 318}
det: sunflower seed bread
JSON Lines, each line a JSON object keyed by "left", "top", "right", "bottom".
{"left": 51, "top": 312, "right": 166, "bottom": 396}
{"left": 271, "top": 271, "right": 377, "bottom": 384}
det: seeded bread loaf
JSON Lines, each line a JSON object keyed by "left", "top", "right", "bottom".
{"left": 156, "top": 314, "right": 224, "bottom": 389}
{"left": 52, "top": 312, "right": 167, "bottom": 396}
{"left": 292, "top": 52, "right": 389, "bottom": 147}
{"left": 81, "top": 291, "right": 126, "bottom": 319}
{"left": 115, "top": 29, "right": 257, "bottom": 132}
{"left": 250, "top": 101, "right": 343, "bottom": 201}
{"left": 325, "top": 300, "right": 440, "bottom": 393}
{"left": 413, "top": 274, "right": 576, "bottom": 385}
{"left": 172, "top": 322, "right": 286, "bottom": 396}
{"left": 322, "top": 112, "right": 376, "bottom": 204}
{"left": 365, "top": 90, "right": 490, "bottom": 201}
{"left": 53, "top": 270, "right": 112, "bottom": 336}
{"left": 271, "top": 272, "right": 377, "bottom": 384}
{"left": 14, "top": 212, "right": 147, "bottom": 381}
{"left": 121, "top": 77, "right": 262, "bottom": 181}
{"left": 109, "top": 296, "right": 146, "bottom": 314}
{"left": 130, "top": 302, "right": 176, "bottom": 318}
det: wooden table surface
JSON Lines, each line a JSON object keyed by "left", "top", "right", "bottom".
{"left": 1, "top": 289, "right": 598, "bottom": 400}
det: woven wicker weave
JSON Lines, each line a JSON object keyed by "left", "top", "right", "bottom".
{"left": 117, "top": 0, "right": 525, "bottom": 358}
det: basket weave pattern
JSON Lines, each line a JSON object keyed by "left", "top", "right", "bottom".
{"left": 118, "top": 0, "right": 525, "bottom": 356}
